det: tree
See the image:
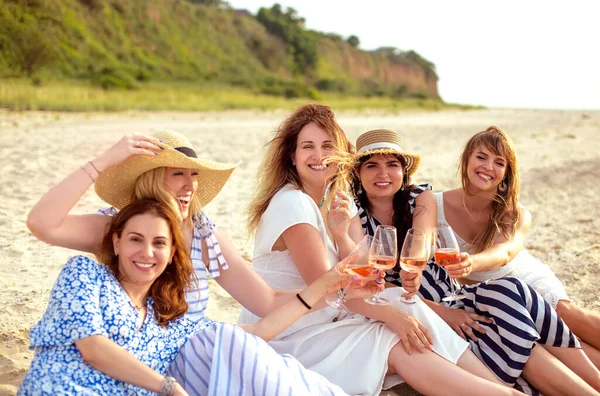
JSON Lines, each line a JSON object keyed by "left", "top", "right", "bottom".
{"left": 346, "top": 35, "right": 360, "bottom": 48}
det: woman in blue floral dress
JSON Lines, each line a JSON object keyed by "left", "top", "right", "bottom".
{"left": 21, "top": 198, "right": 378, "bottom": 395}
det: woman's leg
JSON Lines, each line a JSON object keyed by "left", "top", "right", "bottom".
{"left": 542, "top": 344, "right": 600, "bottom": 391}
{"left": 556, "top": 300, "right": 600, "bottom": 350}
{"left": 387, "top": 343, "right": 522, "bottom": 396}
{"left": 581, "top": 341, "right": 600, "bottom": 369}
{"left": 456, "top": 348, "right": 505, "bottom": 385}
{"left": 522, "top": 345, "right": 600, "bottom": 396}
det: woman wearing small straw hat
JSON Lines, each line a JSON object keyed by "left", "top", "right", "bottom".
{"left": 240, "top": 104, "right": 524, "bottom": 396}
{"left": 350, "top": 127, "right": 600, "bottom": 395}
{"left": 25, "top": 129, "right": 384, "bottom": 394}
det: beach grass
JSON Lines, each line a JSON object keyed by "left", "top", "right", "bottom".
{"left": 0, "top": 79, "right": 479, "bottom": 113}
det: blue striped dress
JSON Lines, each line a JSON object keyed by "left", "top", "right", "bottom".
{"left": 100, "top": 207, "right": 347, "bottom": 395}
{"left": 357, "top": 189, "right": 580, "bottom": 395}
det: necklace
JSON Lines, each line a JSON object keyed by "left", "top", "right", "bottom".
{"left": 122, "top": 286, "right": 147, "bottom": 312}
{"left": 301, "top": 185, "right": 329, "bottom": 208}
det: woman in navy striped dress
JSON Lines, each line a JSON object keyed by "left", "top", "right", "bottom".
{"left": 348, "top": 128, "right": 600, "bottom": 395}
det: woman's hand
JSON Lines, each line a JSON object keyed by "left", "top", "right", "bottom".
{"left": 442, "top": 252, "right": 473, "bottom": 279}
{"left": 436, "top": 305, "right": 493, "bottom": 341}
{"left": 327, "top": 191, "right": 352, "bottom": 241}
{"left": 399, "top": 270, "right": 422, "bottom": 298}
{"left": 385, "top": 310, "right": 433, "bottom": 355}
{"left": 93, "top": 133, "right": 163, "bottom": 171}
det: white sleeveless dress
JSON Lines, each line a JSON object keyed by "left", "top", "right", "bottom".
{"left": 239, "top": 185, "right": 469, "bottom": 395}
{"left": 435, "top": 193, "right": 570, "bottom": 309}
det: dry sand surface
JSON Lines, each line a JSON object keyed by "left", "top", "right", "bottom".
{"left": 0, "top": 108, "right": 599, "bottom": 395}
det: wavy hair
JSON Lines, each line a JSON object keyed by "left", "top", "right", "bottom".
{"left": 247, "top": 104, "right": 354, "bottom": 234}
{"left": 97, "top": 198, "right": 196, "bottom": 326}
{"left": 133, "top": 167, "right": 202, "bottom": 227}
{"left": 459, "top": 126, "right": 520, "bottom": 253}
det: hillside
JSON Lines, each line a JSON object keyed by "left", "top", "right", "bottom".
{"left": 0, "top": 0, "right": 439, "bottom": 100}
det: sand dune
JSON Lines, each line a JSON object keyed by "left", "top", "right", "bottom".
{"left": 0, "top": 108, "right": 598, "bottom": 395}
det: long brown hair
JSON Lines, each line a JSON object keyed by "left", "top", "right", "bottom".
{"left": 247, "top": 104, "right": 354, "bottom": 234}
{"left": 97, "top": 199, "right": 195, "bottom": 326}
{"left": 460, "top": 126, "right": 520, "bottom": 253}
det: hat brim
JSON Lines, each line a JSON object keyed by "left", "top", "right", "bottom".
{"left": 95, "top": 146, "right": 237, "bottom": 210}
{"left": 355, "top": 148, "right": 421, "bottom": 177}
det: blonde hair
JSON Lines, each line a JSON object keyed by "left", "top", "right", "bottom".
{"left": 247, "top": 104, "right": 354, "bottom": 234}
{"left": 460, "top": 126, "right": 520, "bottom": 253}
{"left": 133, "top": 167, "right": 202, "bottom": 227}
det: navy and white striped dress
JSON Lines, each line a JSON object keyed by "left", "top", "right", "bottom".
{"left": 100, "top": 207, "right": 348, "bottom": 395}
{"left": 357, "top": 189, "right": 581, "bottom": 395}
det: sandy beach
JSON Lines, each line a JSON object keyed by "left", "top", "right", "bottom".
{"left": 0, "top": 108, "right": 599, "bottom": 395}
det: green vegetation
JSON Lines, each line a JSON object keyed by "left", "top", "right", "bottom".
{"left": 0, "top": 79, "right": 480, "bottom": 112}
{"left": 0, "top": 0, "right": 449, "bottom": 112}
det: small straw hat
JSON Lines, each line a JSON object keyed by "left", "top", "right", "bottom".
{"left": 355, "top": 129, "right": 421, "bottom": 177}
{"left": 95, "top": 130, "right": 237, "bottom": 209}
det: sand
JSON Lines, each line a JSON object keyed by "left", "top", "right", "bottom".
{"left": 0, "top": 108, "right": 598, "bottom": 395}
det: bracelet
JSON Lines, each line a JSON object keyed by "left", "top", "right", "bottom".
{"left": 80, "top": 165, "right": 96, "bottom": 182}
{"left": 88, "top": 160, "right": 100, "bottom": 175}
{"left": 159, "top": 376, "right": 176, "bottom": 396}
{"left": 296, "top": 293, "right": 312, "bottom": 310}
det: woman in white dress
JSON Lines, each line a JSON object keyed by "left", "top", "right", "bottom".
{"left": 431, "top": 126, "right": 600, "bottom": 370}
{"left": 239, "top": 104, "right": 523, "bottom": 396}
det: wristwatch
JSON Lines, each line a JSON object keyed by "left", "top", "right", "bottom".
{"left": 159, "top": 376, "right": 177, "bottom": 396}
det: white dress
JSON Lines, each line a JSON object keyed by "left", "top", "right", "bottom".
{"left": 239, "top": 185, "right": 469, "bottom": 395}
{"left": 436, "top": 192, "right": 570, "bottom": 309}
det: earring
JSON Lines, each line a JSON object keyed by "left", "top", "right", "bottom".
{"left": 357, "top": 183, "right": 363, "bottom": 195}
{"left": 498, "top": 180, "right": 508, "bottom": 193}
{"left": 401, "top": 174, "right": 409, "bottom": 191}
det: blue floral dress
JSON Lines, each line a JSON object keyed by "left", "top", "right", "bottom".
{"left": 18, "top": 256, "right": 203, "bottom": 395}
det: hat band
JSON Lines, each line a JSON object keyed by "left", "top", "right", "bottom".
{"left": 175, "top": 146, "right": 198, "bottom": 158}
{"left": 358, "top": 142, "right": 404, "bottom": 154}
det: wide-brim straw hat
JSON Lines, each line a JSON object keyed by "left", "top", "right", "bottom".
{"left": 355, "top": 129, "right": 421, "bottom": 177}
{"left": 95, "top": 130, "right": 238, "bottom": 209}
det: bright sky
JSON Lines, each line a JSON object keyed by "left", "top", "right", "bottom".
{"left": 228, "top": 0, "right": 600, "bottom": 110}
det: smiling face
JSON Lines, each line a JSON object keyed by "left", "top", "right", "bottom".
{"left": 466, "top": 145, "right": 507, "bottom": 192}
{"left": 291, "top": 122, "right": 336, "bottom": 189}
{"left": 358, "top": 154, "right": 405, "bottom": 200}
{"left": 163, "top": 167, "right": 199, "bottom": 220}
{"left": 112, "top": 213, "right": 174, "bottom": 288}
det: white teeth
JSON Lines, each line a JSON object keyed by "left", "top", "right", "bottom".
{"left": 309, "top": 164, "right": 328, "bottom": 170}
{"left": 135, "top": 262, "right": 154, "bottom": 268}
{"left": 375, "top": 182, "right": 391, "bottom": 186}
{"left": 177, "top": 196, "right": 190, "bottom": 202}
{"left": 477, "top": 172, "right": 492, "bottom": 181}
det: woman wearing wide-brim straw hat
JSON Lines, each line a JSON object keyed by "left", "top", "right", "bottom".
{"left": 25, "top": 129, "right": 385, "bottom": 395}
{"left": 350, "top": 128, "right": 600, "bottom": 395}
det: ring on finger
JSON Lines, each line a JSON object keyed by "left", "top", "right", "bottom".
{"left": 135, "top": 140, "right": 140, "bottom": 148}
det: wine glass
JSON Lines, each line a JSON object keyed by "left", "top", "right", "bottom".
{"left": 433, "top": 225, "right": 465, "bottom": 302}
{"left": 364, "top": 225, "right": 397, "bottom": 306}
{"left": 398, "top": 228, "right": 430, "bottom": 304}
{"left": 326, "top": 235, "right": 377, "bottom": 311}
